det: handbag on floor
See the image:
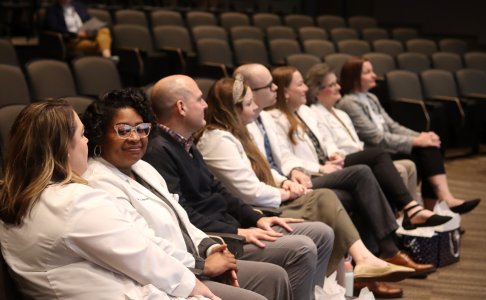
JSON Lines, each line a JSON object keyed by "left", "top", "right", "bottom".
{"left": 396, "top": 202, "right": 461, "bottom": 267}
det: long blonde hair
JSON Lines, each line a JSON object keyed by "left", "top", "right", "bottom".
{"left": 0, "top": 100, "right": 86, "bottom": 226}
{"left": 202, "top": 77, "right": 276, "bottom": 187}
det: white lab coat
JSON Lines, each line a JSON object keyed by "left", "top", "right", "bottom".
{"left": 311, "top": 103, "right": 364, "bottom": 155}
{"left": 0, "top": 182, "right": 199, "bottom": 300}
{"left": 84, "top": 158, "right": 211, "bottom": 262}
{"left": 197, "top": 128, "right": 282, "bottom": 208}
{"left": 247, "top": 110, "right": 304, "bottom": 177}
{"left": 268, "top": 105, "right": 336, "bottom": 174}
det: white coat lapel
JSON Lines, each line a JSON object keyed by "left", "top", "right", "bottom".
{"left": 130, "top": 162, "right": 180, "bottom": 204}
{"left": 298, "top": 106, "right": 320, "bottom": 138}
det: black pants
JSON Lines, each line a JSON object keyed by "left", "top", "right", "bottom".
{"left": 344, "top": 148, "right": 413, "bottom": 210}
{"left": 311, "top": 164, "right": 398, "bottom": 241}
{"left": 391, "top": 146, "right": 445, "bottom": 199}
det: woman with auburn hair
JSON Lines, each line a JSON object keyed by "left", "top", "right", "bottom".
{"left": 337, "top": 57, "right": 480, "bottom": 214}
{"left": 302, "top": 63, "right": 449, "bottom": 228}
{"left": 268, "top": 65, "right": 448, "bottom": 276}
{"left": 0, "top": 100, "right": 220, "bottom": 300}
{"left": 197, "top": 75, "right": 415, "bottom": 281}
{"left": 306, "top": 62, "right": 418, "bottom": 199}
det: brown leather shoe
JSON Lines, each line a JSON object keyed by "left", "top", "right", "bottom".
{"left": 384, "top": 251, "right": 436, "bottom": 277}
{"left": 354, "top": 281, "right": 403, "bottom": 298}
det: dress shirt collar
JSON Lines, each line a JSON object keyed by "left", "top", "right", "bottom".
{"left": 159, "top": 124, "right": 194, "bottom": 153}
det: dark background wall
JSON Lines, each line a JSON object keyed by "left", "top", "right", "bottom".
{"left": 305, "top": 0, "right": 485, "bottom": 48}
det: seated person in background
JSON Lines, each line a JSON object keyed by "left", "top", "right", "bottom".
{"left": 0, "top": 100, "right": 220, "bottom": 299}
{"left": 306, "top": 63, "right": 419, "bottom": 200}
{"left": 268, "top": 65, "right": 449, "bottom": 230}
{"left": 196, "top": 76, "right": 415, "bottom": 283}
{"left": 81, "top": 88, "right": 291, "bottom": 300}
{"left": 143, "top": 74, "right": 334, "bottom": 300}
{"left": 337, "top": 57, "right": 480, "bottom": 214}
{"left": 45, "top": 0, "right": 115, "bottom": 59}
{"left": 237, "top": 64, "right": 440, "bottom": 298}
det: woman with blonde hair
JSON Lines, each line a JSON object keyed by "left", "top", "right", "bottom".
{"left": 268, "top": 65, "right": 451, "bottom": 287}
{"left": 0, "top": 100, "right": 220, "bottom": 300}
{"left": 270, "top": 65, "right": 449, "bottom": 230}
{"left": 196, "top": 76, "right": 415, "bottom": 282}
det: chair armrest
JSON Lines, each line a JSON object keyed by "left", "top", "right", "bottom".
{"left": 112, "top": 47, "right": 145, "bottom": 85}
{"left": 113, "top": 47, "right": 143, "bottom": 74}
{"left": 157, "top": 47, "right": 188, "bottom": 73}
{"left": 425, "top": 95, "right": 465, "bottom": 123}
{"left": 198, "top": 62, "right": 230, "bottom": 78}
{"left": 389, "top": 97, "right": 430, "bottom": 131}
{"left": 39, "top": 30, "right": 67, "bottom": 60}
{"left": 253, "top": 206, "right": 282, "bottom": 217}
{"left": 462, "top": 93, "right": 486, "bottom": 101}
{"left": 206, "top": 232, "right": 245, "bottom": 259}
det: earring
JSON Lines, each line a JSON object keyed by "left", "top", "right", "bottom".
{"left": 94, "top": 145, "right": 102, "bottom": 157}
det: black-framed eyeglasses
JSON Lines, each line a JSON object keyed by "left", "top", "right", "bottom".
{"left": 113, "top": 123, "right": 152, "bottom": 139}
{"left": 251, "top": 80, "right": 273, "bottom": 92}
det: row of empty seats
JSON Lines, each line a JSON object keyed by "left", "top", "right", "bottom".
{"left": 83, "top": 9, "right": 437, "bottom": 48}
{"left": 81, "top": 10, "right": 386, "bottom": 33}
{"left": 384, "top": 68, "right": 485, "bottom": 154}
{"left": 0, "top": 57, "right": 121, "bottom": 106}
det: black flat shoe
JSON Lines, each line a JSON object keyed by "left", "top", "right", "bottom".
{"left": 402, "top": 204, "right": 452, "bottom": 230}
{"left": 450, "top": 198, "right": 481, "bottom": 214}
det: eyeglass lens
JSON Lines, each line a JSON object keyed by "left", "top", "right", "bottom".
{"left": 115, "top": 123, "right": 151, "bottom": 138}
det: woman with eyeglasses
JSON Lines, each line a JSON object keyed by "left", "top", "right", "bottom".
{"left": 306, "top": 63, "right": 439, "bottom": 223}
{"left": 337, "top": 57, "right": 480, "bottom": 214}
{"left": 266, "top": 66, "right": 453, "bottom": 284}
{"left": 269, "top": 65, "right": 450, "bottom": 229}
{"left": 81, "top": 88, "right": 292, "bottom": 300}
{"left": 0, "top": 100, "right": 221, "bottom": 299}
{"left": 197, "top": 76, "right": 416, "bottom": 282}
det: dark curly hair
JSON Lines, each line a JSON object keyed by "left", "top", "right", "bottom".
{"left": 82, "top": 88, "right": 156, "bottom": 157}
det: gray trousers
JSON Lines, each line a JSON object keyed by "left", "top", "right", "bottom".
{"left": 311, "top": 164, "right": 398, "bottom": 242}
{"left": 204, "top": 259, "right": 291, "bottom": 300}
{"left": 278, "top": 189, "right": 360, "bottom": 276}
{"left": 240, "top": 222, "right": 334, "bottom": 300}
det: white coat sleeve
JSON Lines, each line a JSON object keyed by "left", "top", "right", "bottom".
{"left": 64, "top": 187, "right": 196, "bottom": 298}
{"left": 141, "top": 161, "right": 216, "bottom": 255}
{"left": 197, "top": 130, "right": 282, "bottom": 208}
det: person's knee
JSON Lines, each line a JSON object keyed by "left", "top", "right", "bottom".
{"left": 288, "top": 235, "right": 318, "bottom": 263}
{"left": 312, "top": 188, "right": 339, "bottom": 201}
{"left": 394, "top": 163, "right": 407, "bottom": 178}
{"left": 403, "top": 160, "right": 417, "bottom": 176}
{"left": 300, "top": 242, "right": 320, "bottom": 279}
{"left": 352, "top": 164, "right": 373, "bottom": 177}
{"left": 260, "top": 263, "right": 290, "bottom": 297}
{"left": 97, "top": 27, "right": 110, "bottom": 35}
{"left": 374, "top": 147, "right": 388, "bottom": 158}
{"left": 305, "top": 221, "right": 335, "bottom": 249}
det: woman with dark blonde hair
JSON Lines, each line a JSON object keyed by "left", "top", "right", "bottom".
{"left": 0, "top": 100, "right": 220, "bottom": 300}
{"left": 337, "top": 57, "right": 480, "bottom": 214}
{"left": 268, "top": 65, "right": 447, "bottom": 281}
{"left": 197, "top": 76, "right": 415, "bottom": 282}
{"left": 304, "top": 63, "right": 451, "bottom": 227}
